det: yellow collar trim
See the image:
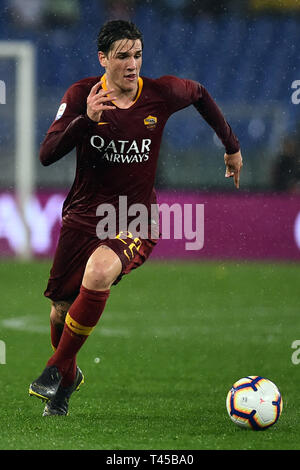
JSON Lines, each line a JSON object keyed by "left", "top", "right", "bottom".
{"left": 101, "top": 73, "right": 143, "bottom": 108}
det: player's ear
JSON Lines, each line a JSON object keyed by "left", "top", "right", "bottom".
{"left": 98, "top": 51, "right": 107, "bottom": 68}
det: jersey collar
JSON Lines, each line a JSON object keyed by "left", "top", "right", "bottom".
{"left": 100, "top": 73, "right": 143, "bottom": 108}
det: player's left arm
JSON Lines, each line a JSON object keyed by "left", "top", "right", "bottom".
{"left": 193, "top": 84, "right": 242, "bottom": 189}
{"left": 159, "top": 76, "right": 243, "bottom": 189}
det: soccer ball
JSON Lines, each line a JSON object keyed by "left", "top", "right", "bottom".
{"left": 226, "top": 376, "right": 283, "bottom": 430}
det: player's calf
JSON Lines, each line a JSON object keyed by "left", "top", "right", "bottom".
{"left": 50, "top": 300, "right": 71, "bottom": 326}
{"left": 50, "top": 300, "right": 71, "bottom": 351}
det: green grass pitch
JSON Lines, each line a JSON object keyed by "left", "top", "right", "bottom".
{"left": 0, "top": 259, "right": 299, "bottom": 450}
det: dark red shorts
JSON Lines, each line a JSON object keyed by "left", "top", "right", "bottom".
{"left": 44, "top": 225, "right": 158, "bottom": 303}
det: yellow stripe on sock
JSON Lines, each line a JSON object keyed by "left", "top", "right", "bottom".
{"left": 65, "top": 313, "right": 95, "bottom": 336}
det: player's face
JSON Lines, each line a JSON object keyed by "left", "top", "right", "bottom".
{"left": 98, "top": 39, "right": 142, "bottom": 93}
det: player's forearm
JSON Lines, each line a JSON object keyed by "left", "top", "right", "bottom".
{"left": 193, "top": 86, "right": 240, "bottom": 154}
{"left": 39, "top": 115, "right": 94, "bottom": 166}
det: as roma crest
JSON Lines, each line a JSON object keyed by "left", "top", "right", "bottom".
{"left": 144, "top": 115, "right": 157, "bottom": 130}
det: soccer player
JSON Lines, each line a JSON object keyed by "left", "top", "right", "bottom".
{"left": 29, "top": 20, "right": 243, "bottom": 416}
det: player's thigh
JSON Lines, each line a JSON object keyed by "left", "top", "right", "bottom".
{"left": 82, "top": 245, "right": 122, "bottom": 291}
{"left": 86, "top": 232, "right": 158, "bottom": 288}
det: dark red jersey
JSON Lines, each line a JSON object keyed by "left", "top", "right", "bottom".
{"left": 40, "top": 74, "right": 240, "bottom": 236}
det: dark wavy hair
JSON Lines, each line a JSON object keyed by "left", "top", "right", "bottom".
{"left": 97, "top": 20, "right": 144, "bottom": 55}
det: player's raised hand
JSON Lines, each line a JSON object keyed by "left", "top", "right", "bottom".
{"left": 224, "top": 150, "right": 243, "bottom": 189}
{"left": 86, "top": 80, "right": 116, "bottom": 122}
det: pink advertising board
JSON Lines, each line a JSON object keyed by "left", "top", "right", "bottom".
{"left": 0, "top": 190, "right": 299, "bottom": 261}
{"left": 154, "top": 191, "right": 300, "bottom": 261}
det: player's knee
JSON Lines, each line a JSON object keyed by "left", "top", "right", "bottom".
{"left": 84, "top": 260, "right": 115, "bottom": 290}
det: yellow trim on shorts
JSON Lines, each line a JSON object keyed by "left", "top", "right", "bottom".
{"left": 65, "top": 313, "right": 94, "bottom": 336}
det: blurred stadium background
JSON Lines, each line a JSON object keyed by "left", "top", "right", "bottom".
{"left": 0, "top": 0, "right": 300, "bottom": 450}
{"left": 1, "top": 0, "right": 300, "bottom": 185}
{"left": 0, "top": 0, "right": 300, "bottom": 260}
